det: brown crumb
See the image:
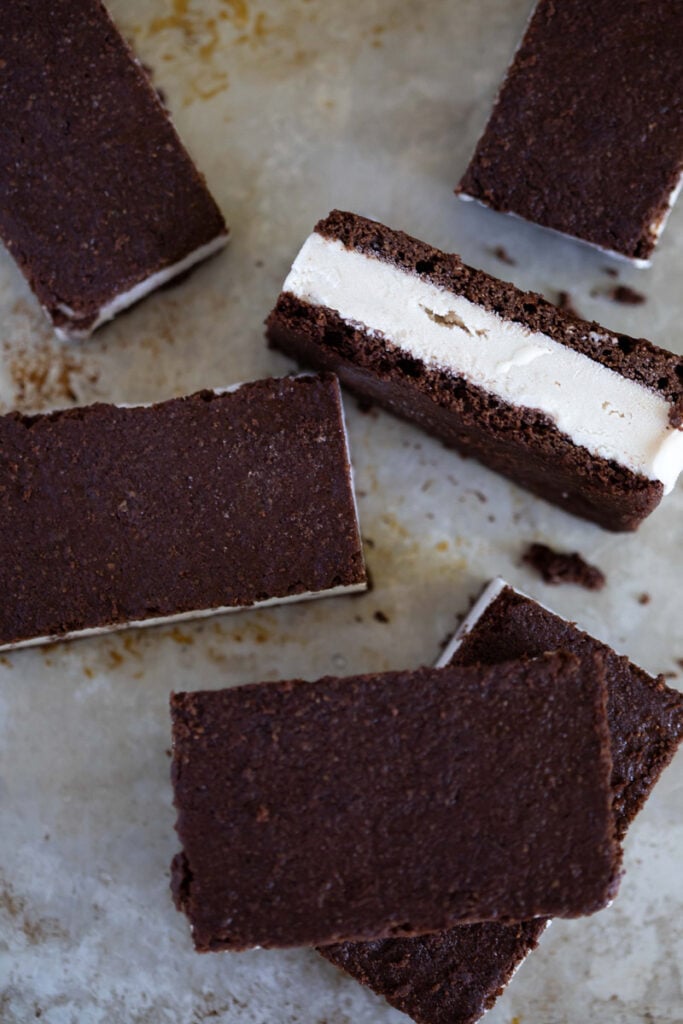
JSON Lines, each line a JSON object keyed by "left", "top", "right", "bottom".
{"left": 373, "top": 610, "right": 389, "bottom": 624}
{"left": 661, "top": 671, "right": 678, "bottom": 679}
{"left": 602, "top": 267, "right": 619, "bottom": 278}
{"left": 522, "top": 543, "right": 606, "bottom": 590}
{"left": 676, "top": 658, "right": 683, "bottom": 670}
{"left": 608, "top": 285, "right": 646, "bottom": 305}
{"left": 356, "top": 396, "right": 377, "bottom": 415}
{"left": 638, "top": 593, "right": 651, "bottom": 605}
{"left": 488, "top": 245, "right": 515, "bottom": 265}
{"left": 556, "top": 290, "right": 580, "bottom": 317}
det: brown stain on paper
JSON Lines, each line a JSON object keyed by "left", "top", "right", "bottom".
{"left": 0, "top": 875, "right": 67, "bottom": 946}
{"left": 1, "top": 338, "right": 99, "bottom": 413}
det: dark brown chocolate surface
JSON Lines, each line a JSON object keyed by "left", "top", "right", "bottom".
{"left": 0, "top": 0, "right": 227, "bottom": 336}
{"left": 321, "top": 585, "right": 683, "bottom": 1024}
{"left": 267, "top": 212, "right": 681, "bottom": 531}
{"left": 522, "top": 543, "right": 606, "bottom": 591}
{"left": 171, "top": 653, "right": 620, "bottom": 951}
{"left": 0, "top": 374, "right": 365, "bottom": 647}
{"left": 457, "top": 0, "right": 683, "bottom": 261}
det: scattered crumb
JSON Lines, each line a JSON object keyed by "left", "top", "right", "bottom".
{"left": 661, "top": 671, "right": 678, "bottom": 680}
{"left": 487, "top": 514, "right": 496, "bottom": 523}
{"left": 373, "top": 610, "right": 390, "bottom": 624}
{"left": 465, "top": 489, "right": 487, "bottom": 504}
{"left": 364, "top": 537, "right": 375, "bottom": 549}
{"left": 606, "top": 285, "right": 646, "bottom": 305}
{"left": 603, "top": 267, "right": 619, "bottom": 278}
{"left": 613, "top": 284, "right": 646, "bottom": 304}
{"left": 165, "top": 749, "right": 172, "bottom": 758}
{"left": 556, "top": 290, "right": 580, "bottom": 317}
{"left": 356, "top": 396, "right": 376, "bottom": 414}
{"left": 638, "top": 593, "right": 651, "bottom": 605}
{"left": 489, "top": 245, "right": 515, "bottom": 265}
{"left": 522, "top": 543, "right": 606, "bottom": 590}
{"left": 676, "top": 659, "right": 683, "bottom": 670}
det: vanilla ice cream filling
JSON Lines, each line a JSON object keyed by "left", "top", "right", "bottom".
{"left": 284, "top": 233, "right": 683, "bottom": 492}
{"left": 53, "top": 232, "right": 229, "bottom": 341}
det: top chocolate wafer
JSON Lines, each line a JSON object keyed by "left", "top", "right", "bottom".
{"left": 457, "top": 0, "right": 683, "bottom": 265}
{"left": 0, "top": 0, "right": 228, "bottom": 338}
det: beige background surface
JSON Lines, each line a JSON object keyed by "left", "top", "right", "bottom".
{"left": 1, "top": 2, "right": 682, "bottom": 1022}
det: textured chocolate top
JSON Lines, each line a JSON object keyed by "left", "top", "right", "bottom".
{"left": 314, "top": 212, "right": 683, "bottom": 408}
{"left": 0, "top": 0, "right": 227, "bottom": 333}
{"left": 322, "top": 586, "right": 683, "bottom": 1024}
{"left": 171, "top": 653, "right": 620, "bottom": 951}
{"left": 457, "top": 0, "right": 683, "bottom": 261}
{"left": 0, "top": 374, "right": 365, "bottom": 647}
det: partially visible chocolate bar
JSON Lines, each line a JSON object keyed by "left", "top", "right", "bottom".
{"left": 0, "top": 0, "right": 228, "bottom": 339}
{"left": 457, "top": 0, "right": 683, "bottom": 265}
{"left": 267, "top": 211, "right": 683, "bottom": 531}
{"left": 321, "top": 579, "right": 683, "bottom": 1024}
{"left": 0, "top": 374, "right": 366, "bottom": 650}
{"left": 171, "top": 652, "right": 621, "bottom": 952}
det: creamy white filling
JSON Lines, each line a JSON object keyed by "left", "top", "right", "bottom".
{"left": 0, "top": 582, "right": 366, "bottom": 654}
{"left": 1, "top": 374, "right": 366, "bottom": 653}
{"left": 52, "top": 232, "right": 229, "bottom": 341}
{"left": 457, "top": 193, "right": 653, "bottom": 269}
{"left": 284, "top": 233, "right": 683, "bottom": 492}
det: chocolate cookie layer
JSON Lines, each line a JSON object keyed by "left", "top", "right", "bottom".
{"left": 0, "top": 374, "right": 366, "bottom": 649}
{"left": 171, "top": 653, "right": 620, "bottom": 951}
{"left": 0, "top": 0, "right": 228, "bottom": 338}
{"left": 321, "top": 581, "right": 683, "bottom": 1024}
{"left": 267, "top": 211, "right": 683, "bottom": 531}
{"left": 457, "top": 0, "right": 683, "bottom": 263}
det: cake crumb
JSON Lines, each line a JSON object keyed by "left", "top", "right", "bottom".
{"left": 522, "top": 543, "right": 606, "bottom": 590}
{"left": 489, "top": 245, "right": 515, "bottom": 265}
{"left": 638, "top": 593, "right": 651, "bottom": 605}
{"left": 608, "top": 285, "right": 646, "bottom": 305}
{"left": 374, "top": 610, "right": 390, "bottom": 624}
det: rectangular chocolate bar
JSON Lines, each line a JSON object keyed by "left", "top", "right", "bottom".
{"left": 0, "top": 374, "right": 366, "bottom": 650}
{"left": 0, "top": 0, "right": 228, "bottom": 339}
{"left": 457, "top": 0, "right": 683, "bottom": 265}
{"left": 321, "top": 579, "right": 683, "bottom": 1024}
{"left": 171, "top": 652, "right": 620, "bottom": 951}
{"left": 267, "top": 210, "right": 683, "bottom": 531}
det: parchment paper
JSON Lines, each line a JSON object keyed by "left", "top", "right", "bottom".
{"left": 1, "top": 2, "right": 682, "bottom": 1022}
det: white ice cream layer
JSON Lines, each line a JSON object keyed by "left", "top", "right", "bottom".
{"left": 53, "top": 232, "right": 229, "bottom": 341}
{"left": 284, "top": 233, "right": 683, "bottom": 492}
{"left": 0, "top": 583, "right": 366, "bottom": 654}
